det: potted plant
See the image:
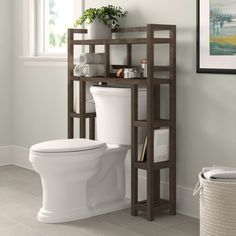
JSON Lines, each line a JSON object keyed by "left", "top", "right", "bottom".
{"left": 75, "top": 5, "right": 128, "bottom": 39}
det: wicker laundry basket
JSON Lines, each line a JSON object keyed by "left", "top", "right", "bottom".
{"left": 193, "top": 173, "right": 236, "bottom": 236}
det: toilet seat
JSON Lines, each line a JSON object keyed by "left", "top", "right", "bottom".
{"left": 30, "top": 138, "right": 106, "bottom": 153}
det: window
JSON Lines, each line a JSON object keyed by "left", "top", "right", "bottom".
{"left": 23, "top": 0, "right": 83, "bottom": 61}
{"left": 38, "top": 0, "right": 82, "bottom": 56}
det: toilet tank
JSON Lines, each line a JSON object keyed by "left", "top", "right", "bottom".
{"left": 90, "top": 86, "right": 147, "bottom": 145}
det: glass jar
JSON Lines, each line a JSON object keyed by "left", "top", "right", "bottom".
{"left": 124, "top": 68, "right": 137, "bottom": 79}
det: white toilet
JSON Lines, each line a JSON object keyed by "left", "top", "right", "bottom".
{"left": 29, "top": 86, "right": 147, "bottom": 223}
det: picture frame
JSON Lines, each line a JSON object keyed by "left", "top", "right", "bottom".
{"left": 197, "top": 0, "right": 236, "bottom": 74}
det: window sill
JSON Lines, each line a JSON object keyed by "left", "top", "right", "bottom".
{"left": 19, "top": 56, "right": 67, "bottom": 67}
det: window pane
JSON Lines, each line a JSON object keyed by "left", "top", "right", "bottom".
{"left": 44, "top": 0, "right": 74, "bottom": 53}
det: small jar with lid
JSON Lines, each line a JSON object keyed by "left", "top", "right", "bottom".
{"left": 124, "top": 68, "right": 137, "bottom": 79}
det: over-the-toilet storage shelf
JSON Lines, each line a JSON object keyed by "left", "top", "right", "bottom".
{"left": 67, "top": 24, "right": 176, "bottom": 221}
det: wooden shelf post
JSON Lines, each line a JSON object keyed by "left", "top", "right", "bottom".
{"left": 131, "top": 84, "right": 138, "bottom": 216}
{"left": 169, "top": 27, "right": 177, "bottom": 215}
{"left": 67, "top": 29, "right": 74, "bottom": 138}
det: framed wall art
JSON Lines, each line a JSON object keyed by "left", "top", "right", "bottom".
{"left": 197, "top": 0, "right": 236, "bottom": 74}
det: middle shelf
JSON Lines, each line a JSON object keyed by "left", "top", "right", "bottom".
{"left": 72, "top": 76, "right": 173, "bottom": 85}
{"left": 133, "top": 119, "right": 172, "bottom": 128}
{"left": 70, "top": 112, "right": 172, "bottom": 129}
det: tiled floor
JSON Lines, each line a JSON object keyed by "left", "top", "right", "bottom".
{"left": 0, "top": 165, "right": 199, "bottom": 236}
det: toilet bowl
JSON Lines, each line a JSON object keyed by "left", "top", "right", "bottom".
{"left": 29, "top": 86, "right": 147, "bottom": 223}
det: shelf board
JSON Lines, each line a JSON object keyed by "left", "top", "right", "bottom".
{"left": 69, "top": 25, "right": 176, "bottom": 35}
{"left": 72, "top": 76, "right": 172, "bottom": 85}
{"left": 135, "top": 199, "right": 171, "bottom": 213}
{"left": 70, "top": 112, "right": 96, "bottom": 119}
{"left": 111, "top": 65, "right": 174, "bottom": 72}
{"left": 73, "top": 38, "right": 173, "bottom": 45}
{"left": 112, "top": 26, "right": 147, "bottom": 33}
{"left": 134, "top": 161, "right": 173, "bottom": 170}
{"left": 134, "top": 119, "right": 172, "bottom": 128}
{"left": 73, "top": 76, "right": 147, "bottom": 85}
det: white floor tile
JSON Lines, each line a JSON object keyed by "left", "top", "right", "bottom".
{"left": 170, "top": 217, "right": 200, "bottom": 236}
{"left": 0, "top": 166, "right": 199, "bottom": 236}
{"left": 0, "top": 224, "right": 46, "bottom": 236}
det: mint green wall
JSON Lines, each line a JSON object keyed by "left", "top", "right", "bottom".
{"left": 12, "top": 1, "right": 67, "bottom": 147}
{"left": 0, "top": 0, "right": 12, "bottom": 145}
{"left": 11, "top": 0, "right": 236, "bottom": 188}
{"left": 85, "top": 0, "right": 236, "bottom": 188}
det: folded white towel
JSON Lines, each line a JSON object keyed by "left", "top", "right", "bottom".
{"left": 79, "top": 53, "right": 105, "bottom": 64}
{"left": 83, "top": 64, "right": 105, "bottom": 77}
{"left": 203, "top": 166, "right": 236, "bottom": 181}
{"left": 154, "top": 128, "right": 169, "bottom": 162}
{"left": 74, "top": 98, "right": 95, "bottom": 114}
{"left": 74, "top": 65, "right": 84, "bottom": 77}
{"left": 74, "top": 64, "right": 105, "bottom": 77}
{"left": 73, "top": 81, "right": 96, "bottom": 113}
{"left": 203, "top": 165, "right": 236, "bottom": 171}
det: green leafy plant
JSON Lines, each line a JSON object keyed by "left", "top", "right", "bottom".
{"left": 75, "top": 5, "right": 128, "bottom": 29}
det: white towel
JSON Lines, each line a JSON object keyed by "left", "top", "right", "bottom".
{"left": 79, "top": 53, "right": 105, "bottom": 64}
{"left": 83, "top": 64, "right": 105, "bottom": 77}
{"left": 74, "top": 64, "right": 105, "bottom": 77}
{"left": 203, "top": 166, "right": 236, "bottom": 181}
{"left": 74, "top": 98, "right": 95, "bottom": 114}
{"left": 154, "top": 128, "right": 169, "bottom": 162}
{"left": 74, "top": 65, "right": 84, "bottom": 77}
{"left": 73, "top": 81, "right": 96, "bottom": 113}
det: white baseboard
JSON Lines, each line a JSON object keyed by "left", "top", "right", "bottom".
{"left": 175, "top": 183, "right": 199, "bottom": 218}
{"left": 0, "top": 145, "right": 32, "bottom": 170}
{"left": 0, "top": 146, "right": 12, "bottom": 166}
{"left": 12, "top": 145, "right": 33, "bottom": 170}
{"left": 0, "top": 145, "right": 199, "bottom": 219}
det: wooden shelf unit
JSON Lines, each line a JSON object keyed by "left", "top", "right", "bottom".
{"left": 67, "top": 24, "right": 176, "bottom": 221}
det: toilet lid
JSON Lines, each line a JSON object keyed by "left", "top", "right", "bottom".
{"left": 30, "top": 139, "right": 106, "bottom": 153}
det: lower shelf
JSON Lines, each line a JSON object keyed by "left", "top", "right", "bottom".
{"left": 134, "top": 160, "right": 173, "bottom": 170}
{"left": 134, "top": 119, "right": 172, "bottom": 128}
{"left": 70, "top": 112, "right": 96, "bottom": 118}
{"left": 135, "top": 199, "right": 171, "bottom": 213}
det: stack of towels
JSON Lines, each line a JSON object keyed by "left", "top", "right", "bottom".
{"left": 203, "top": 166, "right": 236, "bottom": 182}
{"left": 74, "top": 53, "right": 105, "bottom": 77}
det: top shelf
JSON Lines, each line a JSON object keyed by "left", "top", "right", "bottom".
{"left": 72, "top": 38, "right": 173, "bottom": 45}
{"left": 69, "top": 24, "right": 176, "bottom": 45}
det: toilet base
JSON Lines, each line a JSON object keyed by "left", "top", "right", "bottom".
{"left": 37, "top": 198, "right": 130, "bottom": 223}
{"left": 38, "top": 207, "right": 92, "bottom": 223}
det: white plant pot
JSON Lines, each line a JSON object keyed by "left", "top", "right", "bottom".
{"left": 87, "top": 19, "right": 112, "bottom": 39}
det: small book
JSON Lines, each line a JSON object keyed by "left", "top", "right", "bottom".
{"left": 140, "top": 136, "right": 147, "bottom": 162}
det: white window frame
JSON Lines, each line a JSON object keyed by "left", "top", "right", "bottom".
{"left": 22, "top": 0, "right": 84, "bottom": 66}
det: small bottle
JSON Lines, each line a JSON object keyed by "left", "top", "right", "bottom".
{"left": 141, "top": 59, "right": 147, "bottom": 78}
{"left": 133, "top": 68, "right": 137, "bottom": 78}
